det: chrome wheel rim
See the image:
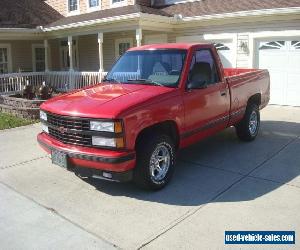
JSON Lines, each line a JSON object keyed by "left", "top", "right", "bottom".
{"left": 150, "top": 144, "right": 171, "bottom": 183}
{"left": 249, "top": 111, "right": 258, "bottom": 135}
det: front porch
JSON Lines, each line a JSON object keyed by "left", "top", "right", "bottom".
{"left": 0, "top": 25, "right": 172, "bottom": 94}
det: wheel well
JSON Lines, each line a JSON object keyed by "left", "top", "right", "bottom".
{"left": 135, "top": 121, "right": 180, "bottom": 150}
{"left": 248, "top": 93, "right": 261, "bottom": 107}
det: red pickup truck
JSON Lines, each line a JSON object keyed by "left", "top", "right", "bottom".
{"left": 38, "top": 43, "right": 270, "bottom": 190}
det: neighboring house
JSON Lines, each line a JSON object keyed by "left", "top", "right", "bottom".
{"left": 0, "top": 0, "right": 300, "bottom": 105}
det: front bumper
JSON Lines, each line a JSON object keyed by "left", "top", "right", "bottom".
{"left": 37, "top": 132, "right": 136, "bottom": 182}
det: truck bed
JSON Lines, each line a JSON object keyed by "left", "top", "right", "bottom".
{"left": 224, "top": 68, "right": 261, "bottom": 77}
{"left": 224, "top": 68, "right": 270, "bottom": 126}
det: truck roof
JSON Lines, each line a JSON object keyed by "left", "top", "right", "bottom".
{"left": 128, "top": 43, "right": 212, "bottom": 51}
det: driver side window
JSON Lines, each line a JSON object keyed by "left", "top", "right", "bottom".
{"left": 189, "top": 49, "right": 219, "bottom": 88}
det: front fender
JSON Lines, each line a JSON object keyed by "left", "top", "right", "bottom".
{"left": 122, "top": 95, "right": 184, "bottom": 150}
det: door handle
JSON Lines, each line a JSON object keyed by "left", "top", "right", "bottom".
{"left": 220, "top": 90, "right": 227, "bottom": 96}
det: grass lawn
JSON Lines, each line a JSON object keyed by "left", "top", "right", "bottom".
{"left": 0, "top": 112, "right": 38, "bottom": 130}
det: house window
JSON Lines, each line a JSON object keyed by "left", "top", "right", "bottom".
{"left": 115, "top": 38, "right": 133, "bottom": 59}
{"left": 69, "top": 0, "right": 78, "bottom": 11}
{"left": 111, "top": 0, "right": 126, "bottom": 7}
{"left": 259, "top": 41, "right": 286, "bottom": 50}
{"left": 214, "top": 43, "right": 230, "bottom": 51}
{"left": 89, "top": 0, "right": 99, "bottom": 7}
{"left": 0, "top": 48, "right": 9, "bottom": 74}
{"left": 35, "top": 48, "right": 46, "bottom": 72}
{"left": 32, "top": 45, "right": 46, "bottom": 72}
{"left": 292, "top": 41, "right": 300, "bottom": 50}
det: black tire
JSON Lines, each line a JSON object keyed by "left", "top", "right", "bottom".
{"left": 133, "top": 134, "right": 175, "bottom": 190}
{"left": 235, "top": 103, "right": 260, "bottom": 142}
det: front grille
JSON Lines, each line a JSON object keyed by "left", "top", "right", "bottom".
{"left": 49, "top": 127, "right": 92, "bottom": 147}
{"left": 47, "top": 113, "right": 90, "bottom": 131}
{"left": 46, "top": 112, "right": 92, "bottom": 147}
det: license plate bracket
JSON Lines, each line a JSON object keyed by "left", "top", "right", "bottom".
{"left": 51, "top": 150, "right": 68, "bottom": 169}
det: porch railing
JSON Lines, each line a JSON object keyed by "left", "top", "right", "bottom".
{"left": 0, "top": 71, "right": 107, "bottom": 95}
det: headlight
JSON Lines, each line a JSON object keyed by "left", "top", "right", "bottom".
{"left": 92, "top": 136, "right": 124, "bottom": 148}
{"left": 42, "top": 124, "right": 49, "bottom": 133}
{"left": 90, "top": 121, "right": 122, "bottom": 133}
{"left": 40, "top": 110, "right": 47, "bottom": 121}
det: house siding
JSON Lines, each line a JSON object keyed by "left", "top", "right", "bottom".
{"left": 46, "top": 0, "right": 135, "bottom": 16}
{"left": 45, "top": 0, "right": 67, "bottom": 16}
{"left": 174, "top": 18, "right": 300, "bottom": 68}
{"left": 7, "top": 40, "right": 43, "bottom": 72}
{"left": 237, "top": 34, "right": 250, "bottom": 68}
{"left": 49, "top": 39, "right": 61, "bottom": 71}
{"left": 78, "top": 35, "right": 99, "bottom": 71}
{"left": 103, "top": 30, "right": 173, "bottom": 71}
{"left": 103, "top": 31, "right": 136, "bottom": 71}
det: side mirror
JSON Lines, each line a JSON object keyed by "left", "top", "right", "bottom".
{"left": 187, "top": 80, "right": 208, "bottom": 90}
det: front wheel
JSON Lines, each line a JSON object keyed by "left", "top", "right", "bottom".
{"left": 133, "top": 134, "right": 175, "bottom": 190}
{"left": 235, "top": 104, "right": 260, "bottom": 142}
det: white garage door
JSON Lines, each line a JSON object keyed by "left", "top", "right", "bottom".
{"left": 259, "top": 40, "right": 300, "bottom": 106}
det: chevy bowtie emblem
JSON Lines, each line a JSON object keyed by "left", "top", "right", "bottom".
{"left": 58, "top": 126, "right": 67, "bottom": 134}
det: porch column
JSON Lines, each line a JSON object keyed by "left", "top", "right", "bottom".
{"left": 136, "top": 28, "right": 142, "bottom": 47}
{"left": 68, "top": 36, "right": 74, "bottom": 71}
{"left": 97, "top": 32, "right": 104, "bottom": 73}
{"left": 44, "top": 39, "right": 49, "bottom": 72}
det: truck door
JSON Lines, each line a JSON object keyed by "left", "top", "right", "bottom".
{"left": 182, "top": 48, "right": 231, "bottom": 143}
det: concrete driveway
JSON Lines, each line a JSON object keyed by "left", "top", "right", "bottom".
{"left": 0, "top": 105, "right": 299, "bottom": 249}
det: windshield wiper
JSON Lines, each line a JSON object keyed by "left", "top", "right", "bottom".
{"left": 126, "top": 79, "right": 164, "bottom": 86}
{"left": 103, "top": 78, "right": 121, "bottom": 83}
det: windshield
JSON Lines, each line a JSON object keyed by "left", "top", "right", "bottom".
{"left": 105, "top": 49, "right": 187, "bottom": 87}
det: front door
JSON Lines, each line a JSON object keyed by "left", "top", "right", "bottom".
{"left": 182, "top": 48, "right": 230, "bottom": 143}
{"left": 60, "top": 40, "right": 78, "bottom": 70}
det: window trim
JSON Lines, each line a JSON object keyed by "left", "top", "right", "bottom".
{"left": 0, "top": 43, "right": 12, "bottom": 73}
{"left": 115, "top": 38, "right": 133, "bottom": 59}
{"left": 86, "top": 0, "right": 101, "bottom": 12}
{"left": 110, "top": 0, "right": 127, "bottom": 8}
{"left": 67, "top": 0, "right": 80, "bottom": 16}
{"left": 32, "top": 44, "right": 46, "bottom": 72}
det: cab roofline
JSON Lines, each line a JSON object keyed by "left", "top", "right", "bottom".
{"left": 127, "top": 43, "right": 211, "bottom": 51}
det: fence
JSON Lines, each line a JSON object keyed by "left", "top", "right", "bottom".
{"left": 0, "top": 71, "right": 107, "bottom": 95}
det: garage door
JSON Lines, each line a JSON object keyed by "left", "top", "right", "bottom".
{"left": 214, "top": 43, "right": 234, "bottom": 68}
{"left": 258, "top": 40, "right": 300, "bottom": 106}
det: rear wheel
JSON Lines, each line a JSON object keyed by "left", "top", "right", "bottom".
{"left": 133, "top": 134, "right": 175, "bottom": 190}
{"left": 235, "top": 104, "right": 260, "bottom": 141}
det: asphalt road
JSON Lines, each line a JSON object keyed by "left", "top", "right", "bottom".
{"left": 0, "top": 105, "right": 299, "bottom": 249}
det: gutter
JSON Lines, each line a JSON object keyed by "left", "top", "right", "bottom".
{"left": 181, "top": 7, "right": 300, "bottom": 22}
{"left": 0, "top": 28, "right": 41, "bottom": 33}
{"left": 43, "top": 13, "right": 141, "bottom": 32}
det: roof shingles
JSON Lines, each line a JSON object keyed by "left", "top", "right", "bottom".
{"left": 160, "top": 0, "right": 300, "bottom": 17}
{"left": 1, "top": 0, "right": 300, "bottom": 29}
{"left": 0, "top": 0, "right": 62, "bottom": 28}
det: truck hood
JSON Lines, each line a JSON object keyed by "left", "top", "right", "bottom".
{"left": 41, "top": 83, "right": 177, "bottom": 118}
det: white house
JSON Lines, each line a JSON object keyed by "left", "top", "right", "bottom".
{"left": 0, "top": 0, "right": 300, "bottom": 106}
